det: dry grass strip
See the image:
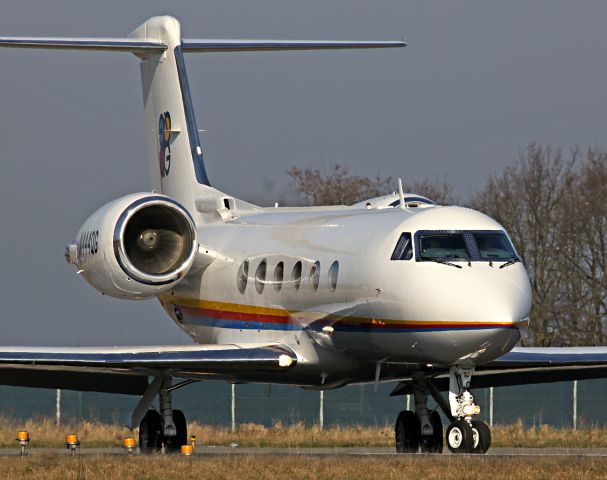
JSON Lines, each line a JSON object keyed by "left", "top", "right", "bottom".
{"left": 1, "top": 455, "right": 606, "bottom": 480}
{"left": 2, "top": 417, "right": 607, "bottom": 448}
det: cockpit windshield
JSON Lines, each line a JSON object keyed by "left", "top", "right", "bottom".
{"left": 409, "top": 230, "right": 518, "bottom": 263}
{"left": 472, "top": 232, "right": 517, "bottom": 260}
{"left": 418, "top": 233, "right": 470, "bottom": 260}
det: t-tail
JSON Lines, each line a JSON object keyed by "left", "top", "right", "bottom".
{"left": 0, "top": 15, "right": 405, "bottom": 218}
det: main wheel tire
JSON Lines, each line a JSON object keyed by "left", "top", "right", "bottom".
{"left": 420, "top": 410, "right": 443, "bottom": 453}
{"left": 139, "top": 410, "right": 162, "bottom": 454}
{"left": 395, "top": 410, "right": 421, "bottom": 453}
{"left": 446, "top": 419, "right": 474, "bottom": 454}
{"left": 164, "top": 409, "right": 188, "bottom": 453}
{"left": 470, "top": 420, "right": 491, "bottom": 454}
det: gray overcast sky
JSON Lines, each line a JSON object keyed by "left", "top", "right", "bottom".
{"left": 0, "top": 1, "right": 605, "bottom": 345}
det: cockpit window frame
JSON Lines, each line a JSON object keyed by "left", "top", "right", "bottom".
{"left": 414, "top": 230, "right": 518, "bottom": 263}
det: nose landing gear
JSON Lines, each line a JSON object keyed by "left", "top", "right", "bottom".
{"left": 394, "top": 366, "right": 492, "bottom": 455}
{"left": 445, "top": 365, "right": 491, "bottom": 454}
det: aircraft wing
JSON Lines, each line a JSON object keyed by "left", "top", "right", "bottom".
{"left": 390, "top": 347, "right": 607, "bottom": 395}
{"left": 0, "top": 344, "right": 297, "bottom": 395}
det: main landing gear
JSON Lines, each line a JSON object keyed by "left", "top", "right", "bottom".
{"left": 139, "top": 409, "right": 188, "bottom": 453}
{"left": 395, "top": 379, "right": 443, "bottom": 453}
{"left": 132, "top": 376, "right": 190, "bottom": 453}
{"left": 394, "top": 366, "right": 491, "bottom": 454}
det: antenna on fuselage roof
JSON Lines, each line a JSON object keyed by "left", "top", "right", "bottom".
{"left": 397, "top": 178, "right": 406, "bottom": 208}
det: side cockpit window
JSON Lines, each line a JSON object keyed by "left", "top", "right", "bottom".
{"left": 391, "top": 233, "right": 413, "bottom": 260}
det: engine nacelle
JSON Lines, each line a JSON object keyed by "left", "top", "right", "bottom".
{"left": 65, "top": 193, "right": 198, "bottom": 299}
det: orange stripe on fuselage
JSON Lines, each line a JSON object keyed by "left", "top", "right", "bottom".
{"left": 162, "top": 296, "right": 524, "bottom": 330}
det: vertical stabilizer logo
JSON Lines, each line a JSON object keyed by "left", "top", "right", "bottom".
{"left": 158, "top": 112, "right": 171, "bottom": 177}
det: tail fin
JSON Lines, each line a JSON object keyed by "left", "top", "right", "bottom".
{"left": 0, "top": 15, "right": 405, "bottom": 215}
{"left": 128, "top": 16, "right": 211, "bottom": 214}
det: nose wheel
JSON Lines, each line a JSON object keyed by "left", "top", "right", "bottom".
{"left": 445, "top": 365, "right": 491, "bottom": 454}
{"left": 446, "top": 419, "right": 473, "bottom": 453}
{"left": 470, "top": 420, "right": 491, "bottom": 454}
{"left": 445, "top": 418, "right": 491, "bottom": 454}
{"left": 393, "top": 365, "right": 492, "bottom": 455}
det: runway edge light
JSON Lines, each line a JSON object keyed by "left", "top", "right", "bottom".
{"left": 16, "top": 430, "right": 30, "bottom": 457}
{"left": 123, "top": 436, "right": 136, "bottom": 454}
{"left": 65, "top": 434, "right": 80, "bottom": 455}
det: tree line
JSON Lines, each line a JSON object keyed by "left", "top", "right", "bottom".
{"left": 287, "top": 144, "right": 607, "bottom": 346}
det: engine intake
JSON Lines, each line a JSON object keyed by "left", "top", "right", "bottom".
{"left": 69, "top": 193, "right": 198, "bottom": 299}
{"left": 114, "top": 197, "right": 197, "bottom": 285}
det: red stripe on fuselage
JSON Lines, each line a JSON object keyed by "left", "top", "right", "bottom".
{"left": 180, "top": 306, "right": 294, "bottom": 325}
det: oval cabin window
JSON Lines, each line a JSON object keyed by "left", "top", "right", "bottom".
{"left": 310, "top": 261, "right": 320, "bottom": 291}
{"left": 292, "top": 261, "right": 302, "bottom": 290}
{"left": 274, "top": 261, "right": 284, "bottom": 291}
{"left": 237, "top": 260, "right": 248, "bottom": 294}
{"left": 328, "top": 261, "right": 339, "bottom": 291}
{"left": 255, "top": 259, "right": 267, "bottom": 294}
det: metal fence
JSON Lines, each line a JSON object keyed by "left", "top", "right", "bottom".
{"left": 1, "top": 379, "right": 606, "bottom": 428}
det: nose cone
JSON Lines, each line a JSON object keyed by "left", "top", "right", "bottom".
{"left": 408, "top": 263, "right": 531, "bottom": 324}
{"left": 405, "top": 262, "right": 531, "bottom": 362}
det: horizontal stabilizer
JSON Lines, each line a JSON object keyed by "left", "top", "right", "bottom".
{"left": 0, "top": 37, "right": 167, "bottom": 53}
{"left": 0, "top": 37, "right": 406, "bottom": 54}
{"left": 182, "top": 39, "right": 406, "bottom": 52}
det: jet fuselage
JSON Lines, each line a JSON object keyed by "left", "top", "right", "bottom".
{"left": 160, "top": 203, "right": 531, "bottom": 387}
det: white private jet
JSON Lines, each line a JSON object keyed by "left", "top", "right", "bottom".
{"left": 1, "top": 15, "right": 606, "bottom": 455}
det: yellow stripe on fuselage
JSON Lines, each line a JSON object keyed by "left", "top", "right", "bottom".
{"left": 161, "top": 295, "right": 525, "bottom": 330}
{"left": 166, "top": 296, "right": 288, "bottom": 317}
